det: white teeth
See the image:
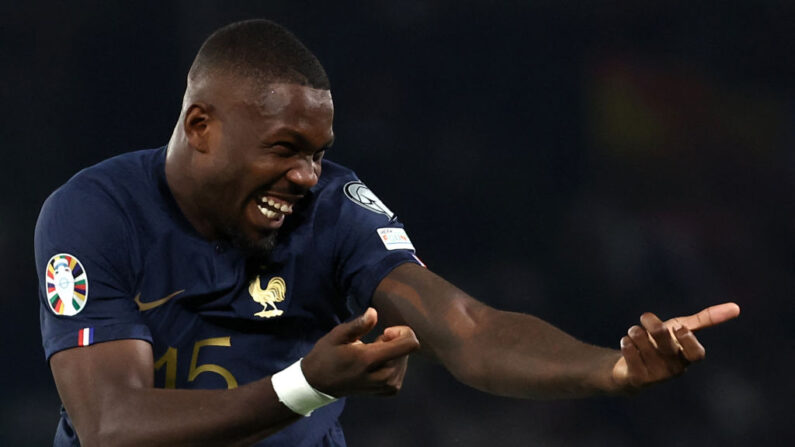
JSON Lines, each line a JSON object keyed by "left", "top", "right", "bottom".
{"left": 257, "top": 205, "right": 289, "bottom": 219}
{"left": 259, "top": 196, "right": 293, "bottom": 215}
{"left": 257, "top": 205, "right": 280, "bottom": 219}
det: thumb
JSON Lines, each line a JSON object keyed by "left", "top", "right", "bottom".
{"left": 329, "top": 307, "right": 378, "bottom": 345}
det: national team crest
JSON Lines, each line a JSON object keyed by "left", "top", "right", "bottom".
{"left": 249, "top": 275, "right": 286, "bottom": 318}
{"left": 45, "top": 253, "right": 88, "bottom": 316}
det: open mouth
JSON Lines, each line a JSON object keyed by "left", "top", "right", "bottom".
{"left": 255, "top": 194, "right": 294, "bottom": 220}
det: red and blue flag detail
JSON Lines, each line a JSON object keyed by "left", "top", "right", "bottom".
{"left": 77, "top": 328, "right": 94, "bottom": 347}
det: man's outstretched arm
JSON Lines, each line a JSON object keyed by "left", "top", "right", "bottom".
{"left": 49, "top": 308, "right": 418, "bottom": 447}
{"left": 372, "top": 263, "right": 740, "bottom": 399}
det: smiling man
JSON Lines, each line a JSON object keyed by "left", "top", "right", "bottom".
{"left": 35, "top": 19, "right": 739, "bottom": 446}
{"left": 167, "top": 80, "right": 334, "bottom": 251}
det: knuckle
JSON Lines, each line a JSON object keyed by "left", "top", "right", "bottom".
{"left": 681, "top": 343, "right": 705, "bottom": 363}
{"left": 640, "top": 312, "right": 659, "bottom": 326}
{"left": 628, "top": 325, "right": 644, "bottom": 339}
{"left": 676, "top": 330, "right": 693, "bottom": 343}
{"left": 649, "top": 325, "right": 666, "bottom": 338}
{"left": 628, "top": 330, "right": 650, "bottom": 347}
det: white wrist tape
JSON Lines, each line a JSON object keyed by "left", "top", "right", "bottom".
{"left": 271, "top": 358, "right": 337, "bottom": 417}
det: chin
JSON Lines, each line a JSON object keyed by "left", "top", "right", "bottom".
{"left": 242, "top": 231, "right": 278, "bottom": 255}
{"left": 224, "top": 226, "right": 279, "bottom": 256}
{"left": 251, "top": 231, "right": 278, "bottom": 253}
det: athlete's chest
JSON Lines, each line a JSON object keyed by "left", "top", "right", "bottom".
{"left": 131, "top": 230, "right": 347, "bottom": 389}
{"left": 136, "top": 228, "right": 346, "bottom": 313}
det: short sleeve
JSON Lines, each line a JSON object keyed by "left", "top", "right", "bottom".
{"left": 35, "top": 179, "right": 151, "bottom": 360}
{"left": 331, "top": 180, "right": 423, "bottom": 310}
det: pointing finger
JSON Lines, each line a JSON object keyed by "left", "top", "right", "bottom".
{"left": 363, "top": 330, "right": 419, "bottom": 368}
{"left": 665, "top": 302, "right": 740, "bottom": 331}
{"left": 379, "top": 325, "right": 414, "bottom": 343}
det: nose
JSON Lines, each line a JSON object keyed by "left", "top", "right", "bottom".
{"left": 286, "top": 156, "right": 320, "bottom": 190}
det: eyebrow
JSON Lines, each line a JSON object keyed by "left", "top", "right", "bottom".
{"left": 275, "top": 128, "right": 335, "bottom": 151}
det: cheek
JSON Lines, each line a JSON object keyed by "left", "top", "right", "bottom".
{"left": 208, "top": 144, "right": 254, "bottom": 185}
{"left": 202, "top": 157, "right": 238, "bottom": 190}
{"left": 195, "top": 157, "right": 250, "bottom": 207}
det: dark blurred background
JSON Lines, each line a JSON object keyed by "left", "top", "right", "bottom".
{"left": 2, "top": 1, "right": 792, "bottom": 445}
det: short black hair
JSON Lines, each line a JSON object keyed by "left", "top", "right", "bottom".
{"left": 189, "top": 19, "right": 329, "bottom": 90}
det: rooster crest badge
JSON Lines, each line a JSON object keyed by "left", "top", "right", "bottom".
{"left": 249, "top": 275, "right": 286, "bottom": 318}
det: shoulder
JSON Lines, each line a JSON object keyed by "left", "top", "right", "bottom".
{"left": 312, "top": 159, "right": 396, "bottom": 221}
{"left": 301, "top": 161, "right": 421, "bottom": 309}
{"left": 53, "top": 148, "right": 162, "bottom": 200}
{"left": 314, "top": 159, "right": 359, "bottom": 192}
{"left": 35, "top": 148, "right": 164, "bottom": 275}
{"left": 39, "top": 147, "right": 163, "bottom": 218}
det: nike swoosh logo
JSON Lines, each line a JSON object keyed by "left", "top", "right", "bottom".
{"left": 134, "top": 289, "right": 185, "bottom": 311}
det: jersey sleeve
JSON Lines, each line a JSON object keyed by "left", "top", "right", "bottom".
{"left": 330, "top": 179, "right": 424, "bottom": 311}
{"left": 35, "top": 179, "right": 151, "bottom": 360}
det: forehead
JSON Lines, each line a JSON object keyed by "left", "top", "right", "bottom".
{"left": 226, "top": 81, "right": 332, "bottom": 131}
{"left": 218, "top": 81, "right": 334, "bottom": 144}
{"left": 207, "top": 76, "right": 334, "bottom": 147}
{"left": 245, "top": 83, "right": 333, "bottom": 116}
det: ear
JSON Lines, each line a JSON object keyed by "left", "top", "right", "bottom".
{"left": 183, "top": 103, "right": 213, "bottom": 153}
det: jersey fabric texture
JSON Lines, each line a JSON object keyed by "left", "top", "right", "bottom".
{"left": 35, "top": 147, "right": 421, "bottom": 447}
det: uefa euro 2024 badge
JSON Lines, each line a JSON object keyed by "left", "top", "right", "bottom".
{"left": 46, "top": 253, "right": 88, "bottom": 316}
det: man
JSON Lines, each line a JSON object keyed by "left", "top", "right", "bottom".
{"left": 35, "top": 19, "right": 739, "bottom": 446}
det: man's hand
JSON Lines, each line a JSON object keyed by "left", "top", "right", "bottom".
{"left": 612, "top": 302, "right": 741, "bottom": 391}
{"left": 302, "top": 308, "right": 420, "bottom": 397}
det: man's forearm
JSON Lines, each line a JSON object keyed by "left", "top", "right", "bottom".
{"left": 441, "top": 306, "right": 623, "bottom": 399}
{"left": 50, "top": 340, "right": 301, "bottom": 447}
{"left": 80, "top": 379, "right": 298, "bottom": 447}
{"left": 374, "top": 264, "right": 624, "bottom": 400}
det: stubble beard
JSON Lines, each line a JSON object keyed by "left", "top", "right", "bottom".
{"left": 223, "top": 224, "right": 279, "bottom": 258}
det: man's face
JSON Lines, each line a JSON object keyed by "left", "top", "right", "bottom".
{"left": 196, "top": 82, "right": 334, "bottom": 250}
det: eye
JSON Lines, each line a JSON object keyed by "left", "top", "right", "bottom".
{"left": 267, "top": 142, "right": 296, "bottom": 157}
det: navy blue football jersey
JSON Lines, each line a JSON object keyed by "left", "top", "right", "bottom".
{"left": 35, "top": 147, "right": 422, "bottom": 446}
